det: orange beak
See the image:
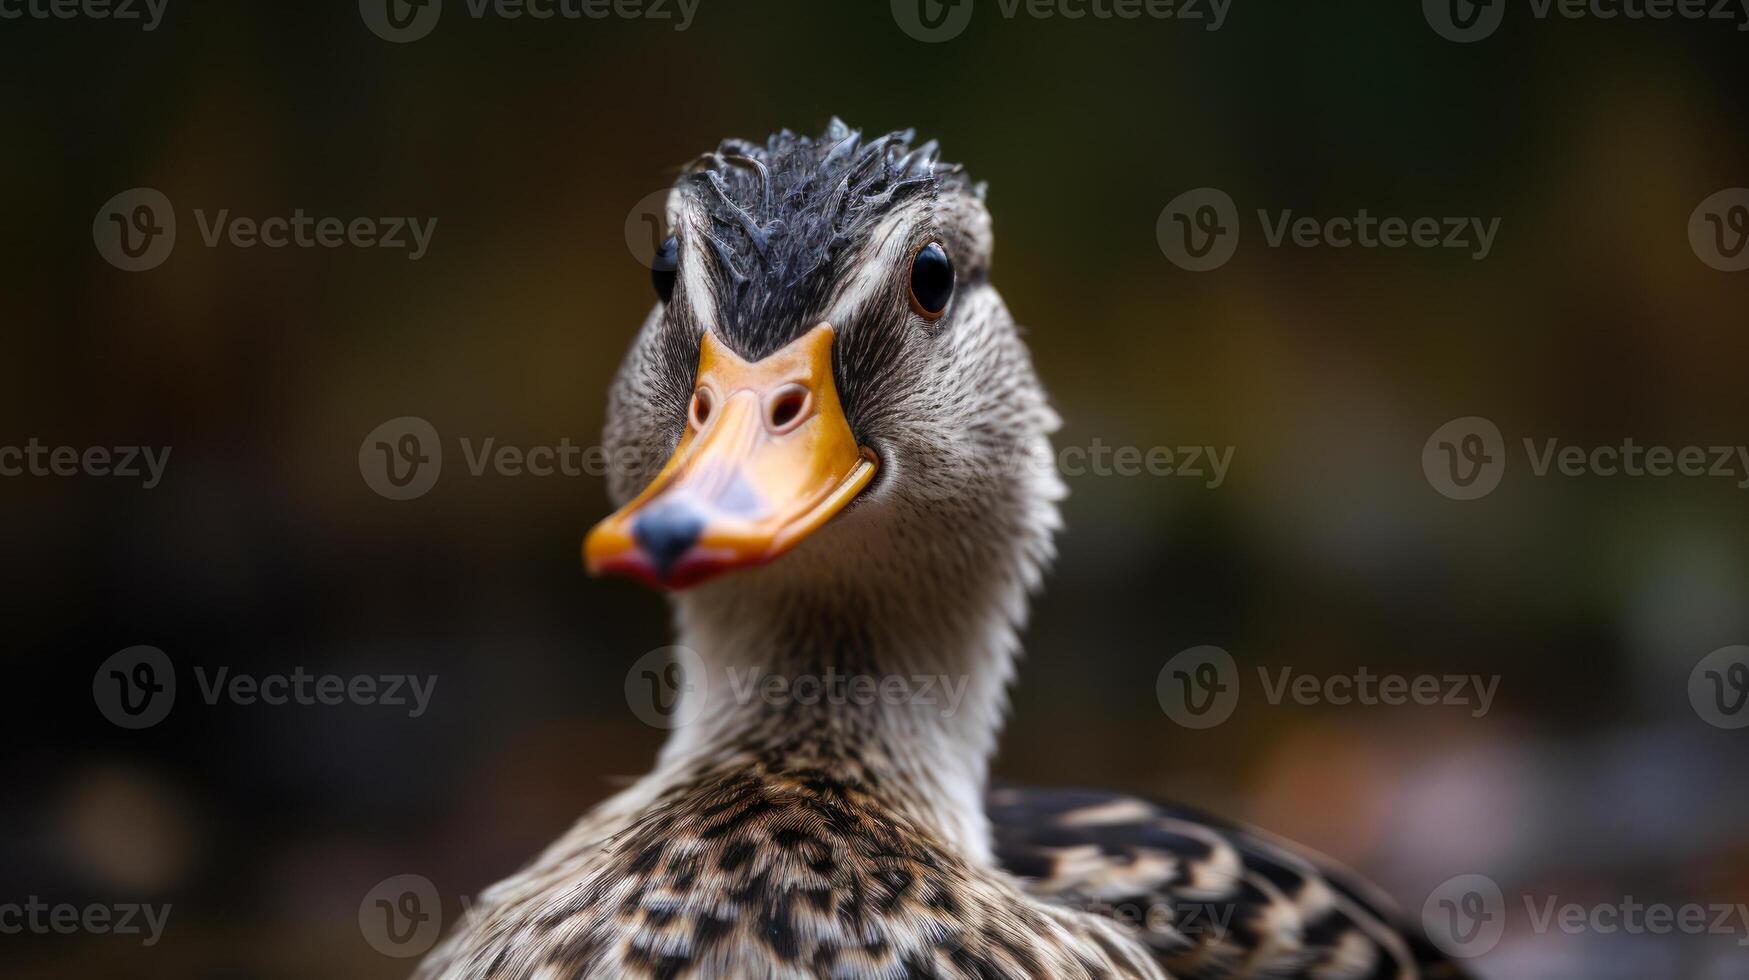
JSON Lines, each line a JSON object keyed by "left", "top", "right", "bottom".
{"left": 584, "top": 323, "right": 879, "bottom": 590}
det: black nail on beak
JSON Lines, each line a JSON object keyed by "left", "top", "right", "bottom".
{"left": 631, "top": 501, "right": 705, "bottom": 577}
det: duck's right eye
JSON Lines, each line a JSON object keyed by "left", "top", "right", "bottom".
{"left": 652, "top": 236, "right": 678, "bottom": 304}
{"left": 908, "top": 242, "right": 954, "bottom": 321}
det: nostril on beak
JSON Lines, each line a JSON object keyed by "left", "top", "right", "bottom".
{"left": 766, "top": 384, "right": 811, "bottom": 434}
{"left": 631, "top": 501, "right": 705, "bottom": 577}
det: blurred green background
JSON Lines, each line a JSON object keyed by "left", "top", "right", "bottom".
{"left": 3, "top": 1, "right": 1748, "bottom": 977}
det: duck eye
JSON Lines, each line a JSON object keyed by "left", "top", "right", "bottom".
{"left": 908, "top": 242, "right": 954, "bottom": 321}
{"left": 651, "top": 235, "right": 679, "bottom": 304}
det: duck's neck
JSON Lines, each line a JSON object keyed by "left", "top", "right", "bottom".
{"left": 650, "top": 549, "right": 1031, "bottom": 868}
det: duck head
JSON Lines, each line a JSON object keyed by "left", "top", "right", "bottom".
{"left": 586, "top": 120, "right": 1063, "bottom": 614}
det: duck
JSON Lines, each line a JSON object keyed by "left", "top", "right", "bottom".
{"left": 415, "top": 120, "right": 1471, "bottom": 980}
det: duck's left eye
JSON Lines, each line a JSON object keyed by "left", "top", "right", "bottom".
{"left": 652, "top": 235, "right": 679, "bottom": 304}
{"left": 908, "top": 242, "right": 954, "bottom": 321}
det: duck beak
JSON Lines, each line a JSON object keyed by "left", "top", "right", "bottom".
{"left": 584, "top": 323, "right": 879, "bottom": 590}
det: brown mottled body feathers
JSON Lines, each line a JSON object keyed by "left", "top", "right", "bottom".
{"left": 417, "top": 749, "right": 1163, "bottom": 978}
{"left": 419, "top": 777, "right": 1471, "bottom": 979}
{"left": 990, "top": 787, "right": 1474, "bottom": 980}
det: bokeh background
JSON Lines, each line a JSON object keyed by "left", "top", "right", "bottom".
{"left": 4, "top": 1, "right": 1748, "bottom": 977}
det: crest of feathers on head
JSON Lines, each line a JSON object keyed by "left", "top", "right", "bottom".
{"left": 678, "top": 119, "right": 981, "bottom": 359}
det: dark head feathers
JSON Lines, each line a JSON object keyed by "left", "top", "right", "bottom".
{"left": 676, "top": 119, "right": 977, "bottom": 360}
